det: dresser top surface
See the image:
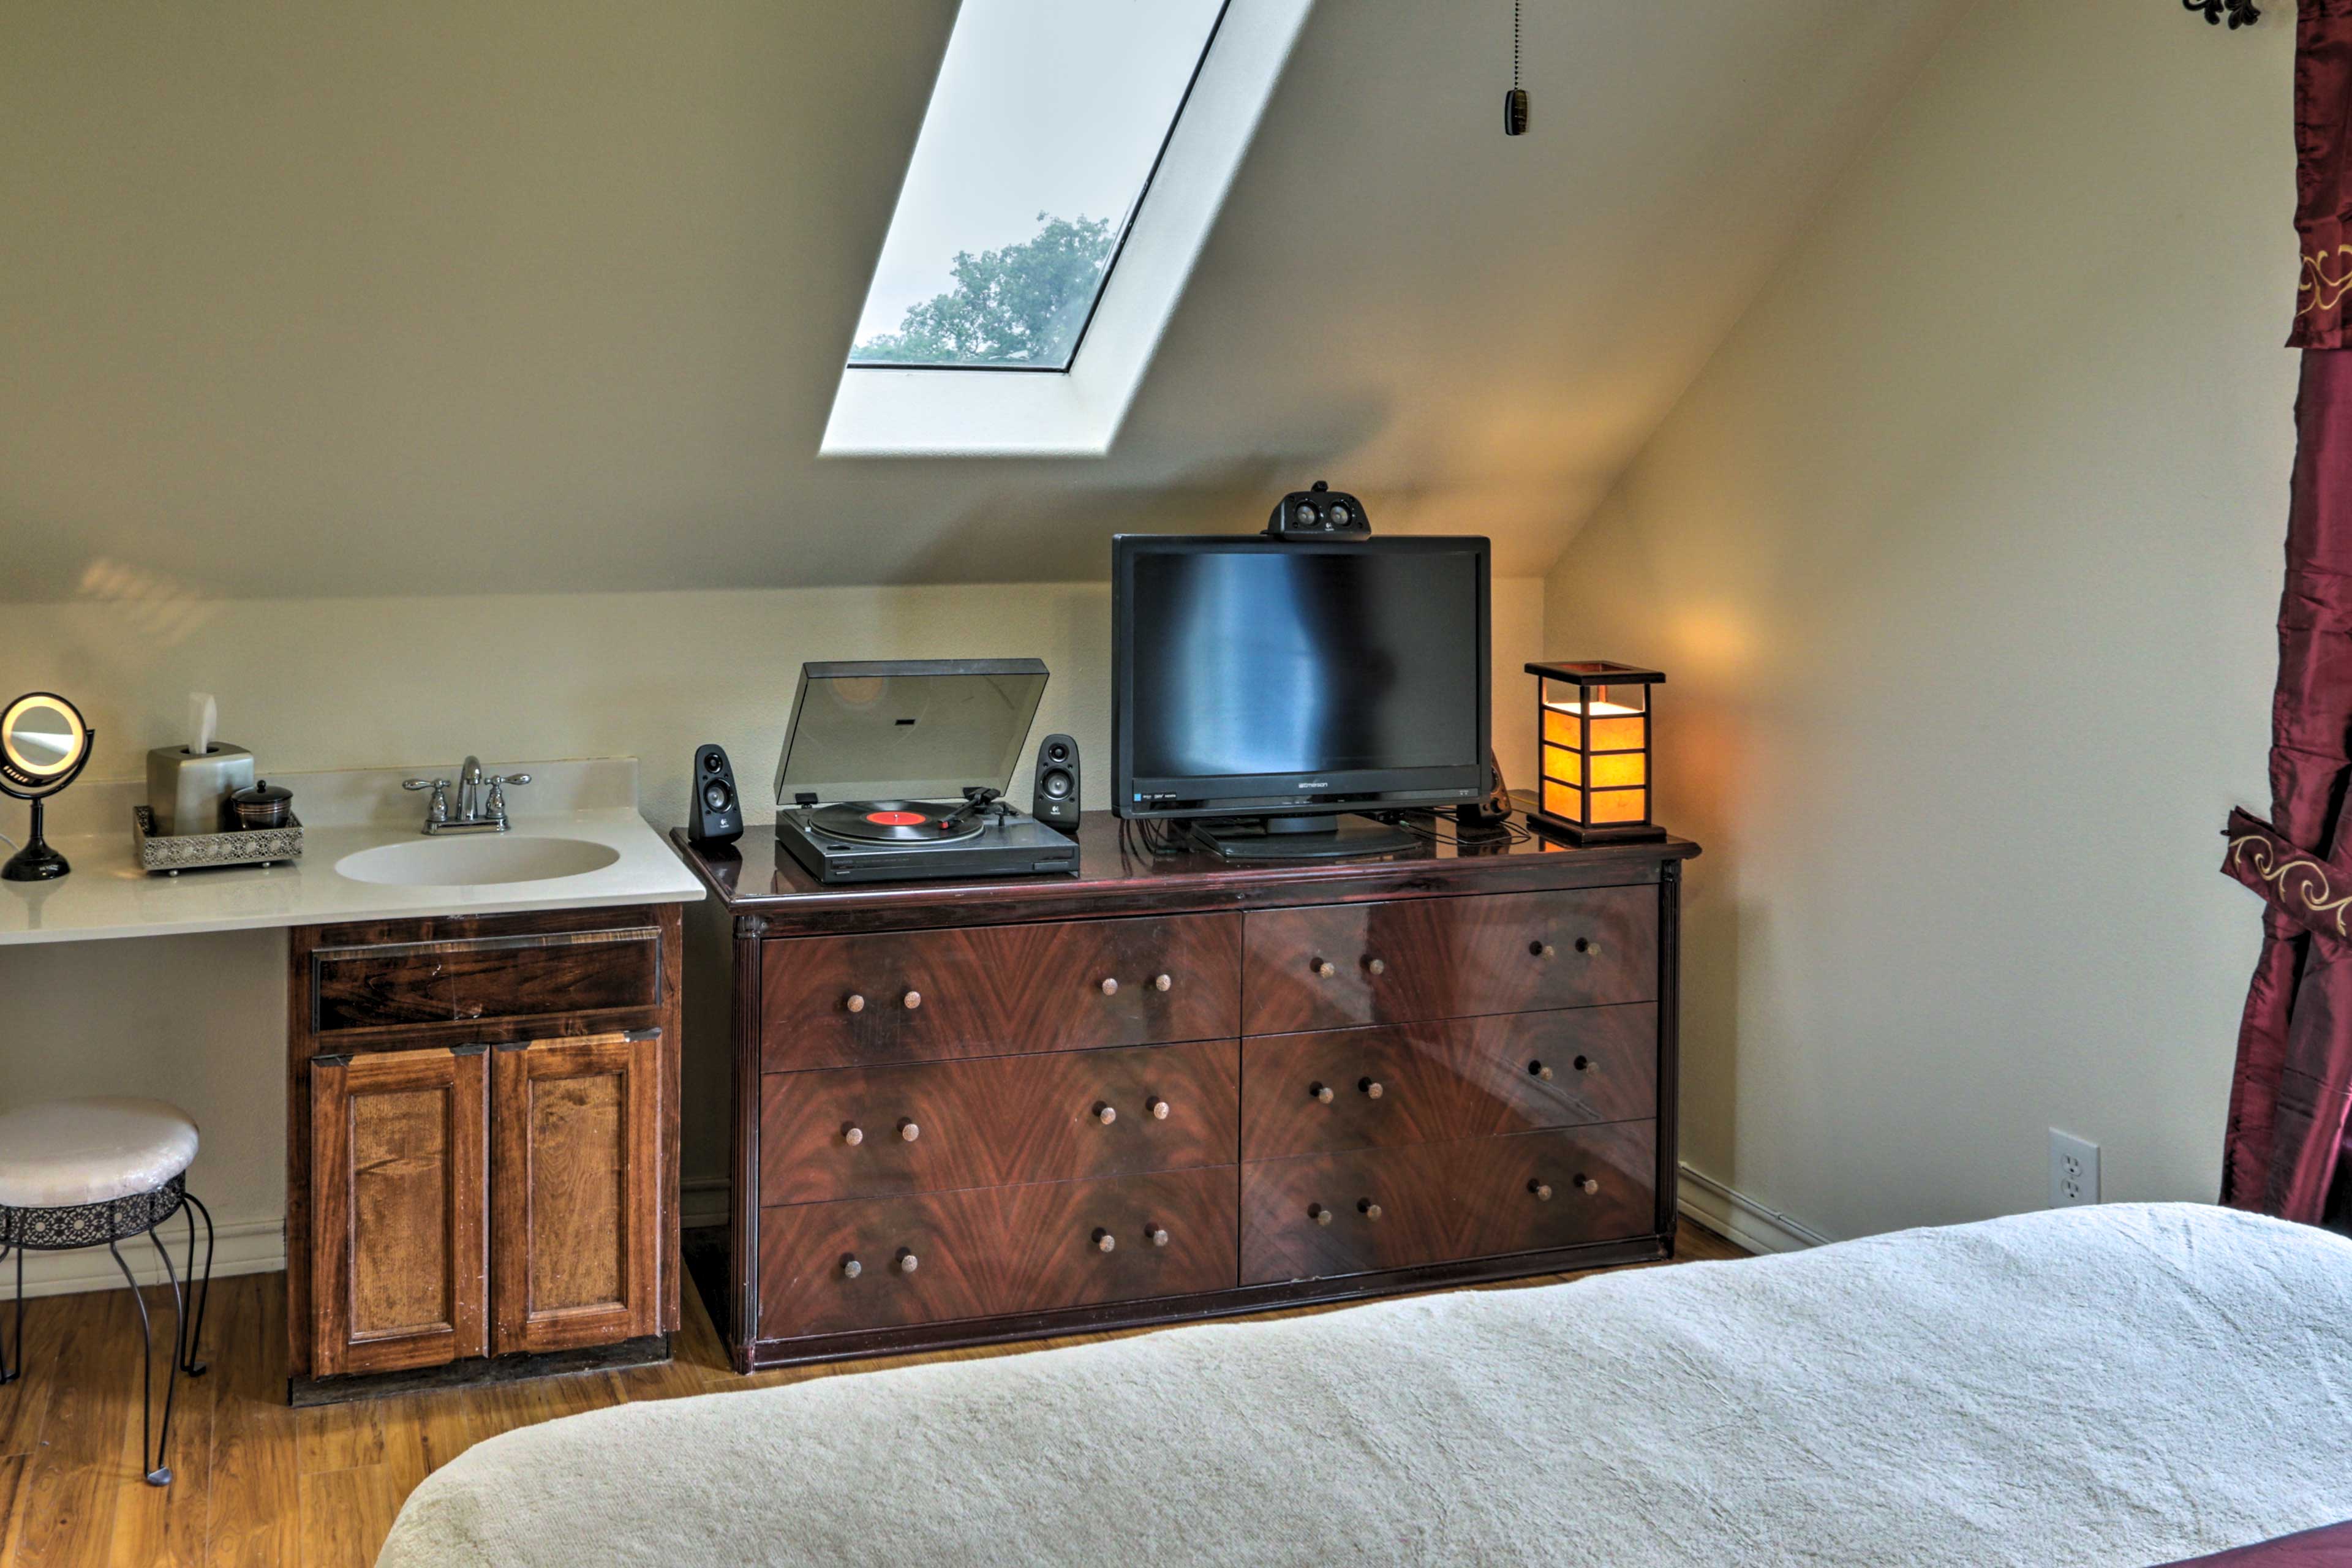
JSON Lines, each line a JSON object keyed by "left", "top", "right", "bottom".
{"left": 673, "top": 806, "right": 1697, "bottom": 935}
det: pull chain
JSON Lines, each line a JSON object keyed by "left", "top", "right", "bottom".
{"left": 1504, "top": 1, "right": 1529, "bottom": 135}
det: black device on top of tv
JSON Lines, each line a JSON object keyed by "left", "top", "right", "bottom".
{"left": 1110, "top": 532, "right": 1491, "bottom": 862}
{"left": 1263, "top": 479, "right": 1370, "bottom": 541}
{"left": 687, "top": 743, "right": 744, "bottom": 847}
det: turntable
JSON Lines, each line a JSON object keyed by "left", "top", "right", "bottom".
{"left": 771, "top": 659, "right": 1079, "bottom": 886}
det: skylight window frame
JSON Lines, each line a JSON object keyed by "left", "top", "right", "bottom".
{"left": 843, "top": 1, "right": 1232, "bottom": 378}
{"left": 821, "top": 0, "right": 1314, "bottom": 459}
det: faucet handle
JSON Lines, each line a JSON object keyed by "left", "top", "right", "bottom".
{"left": 484, "top": 773, "right": 529, "bottom": 823}
{"left": 403, "top": 778, "right": 451, "bottom": 826}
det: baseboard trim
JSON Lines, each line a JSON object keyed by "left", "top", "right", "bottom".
{"left": 7, "top": 1213, "right": 285, "bottom": 1299}
{"left": 1676, "top": 1164, "right": 1831, "bottom": 1254}
{"left": 682, "top": 1175, "right": 729, "bottom": 1230}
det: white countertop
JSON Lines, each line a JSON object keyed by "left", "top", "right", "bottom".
{"left": 0, "top": 758, "right": 703, "bottom": 947}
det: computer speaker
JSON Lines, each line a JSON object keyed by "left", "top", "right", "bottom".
{"left": 1033, "top": 734, "right": 1080, "bottom": 834}
{"left": 688, "top": 743, "right": 744, "bottom": 846}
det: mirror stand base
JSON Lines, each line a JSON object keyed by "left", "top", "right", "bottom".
{"left": 2, "top": 799, "right": 69, "bottom": 881}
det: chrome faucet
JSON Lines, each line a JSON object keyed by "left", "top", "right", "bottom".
{"left": 401, "top": 756, "right": 532, "bottom": 834}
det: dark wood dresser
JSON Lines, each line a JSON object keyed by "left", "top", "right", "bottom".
{"left": 675, "top": 811, "right": 1697, "bottom": 1372}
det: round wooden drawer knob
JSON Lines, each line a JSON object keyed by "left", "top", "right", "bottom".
{"left": 1153, "top": 973, "right": 1173, "bottom": 992}
{"left": 845, "top": 993, "right": 866, "bottom": 1013}
{"left": 1308, "top": 1204, "right": 1333, "bottom": 1226}
{"left": 1574, "top": 1055, "right": 1591, "bottom": 1073}
{"left": 1148, "top": 1224, "right": 1170, "bottom": 1247}
{"left": 1574, "top": 938, "right": 1599, "bottom": 957}
{"left": 895, "top": 1250, "right": 919, "bottom": 1274}
{"left": 841, "top": 1257, "right": 862, "bottom": 1279}
{"left": 1358, "top": 1199, "right": 1382, "bottom": 1220}
{"left": 1147, "top": 1098, "right": 1170, "bottom": 1120}
{"left": 1100, "top": 977, "right": 1120, "bottom": 996}
{"left": 1359, "top": 1078, "right": 1384, "bottom": 1099}
{"left": 1530, "top": 1180, "right": 1555, "bottom": 1201}
{"left": 1529, "top": 1060, "right": 1555, "bottom": 1082}
{"left": 1365, "top": 957, "right": 1387, "bottom": 976}
{"left": 1093, "top": 1228, "right": 1117, "bottom": 1253}
{"left": 1094, "top": 1102, "right": 1118, "bottom": 1125}
{"left": 1577, "top": 1174, "right": 1600, "bottom": 1195}
{"left": 1313, "top": 958, "right": 1336, "bottom": 979}
{"left": 902, "top": 990, "right": 922, "bottom": 1009}
{"left": 898, "top": 1119, "right": 921, "bottom": 1142}
{"left": 1531, "top": 941, "right": 1557, "bottom": 959}
{"left": 1310, "top": 1082, "right": 1335, "bottom": 1104}
{"left": 842, "top": 1124, "right": 865, "bottom": 1147}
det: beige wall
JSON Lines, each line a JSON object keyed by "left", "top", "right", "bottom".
{"left": 1546, "top": 0, "right": 2293, "bottom": 1245}
{"left": 1, "top": 576, "right": 1544, "bottom": 1291}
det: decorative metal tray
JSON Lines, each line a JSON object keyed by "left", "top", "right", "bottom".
{"left": 132, "top": 805, "right": 303, "bottom": 875}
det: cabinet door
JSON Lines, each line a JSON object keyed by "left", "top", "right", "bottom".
{"left": 491, "top": 1030, "right": 663, "bottom": 1354}
{"left": 309, "top": 1045, "right": 489, "bottom": 1377}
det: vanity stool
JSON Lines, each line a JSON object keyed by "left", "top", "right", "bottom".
{"left": 0, "top": 1097, "right": 214, "bottom": 1485}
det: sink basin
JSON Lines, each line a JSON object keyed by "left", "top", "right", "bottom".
{"left": 335, "top": 835, "right": 622, "bottom": 888}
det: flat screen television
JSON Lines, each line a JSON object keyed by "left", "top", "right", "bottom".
{"left": 1110, "top": 533, "right": 1490, "bottom": 858}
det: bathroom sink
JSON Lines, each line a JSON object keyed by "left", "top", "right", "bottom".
{"left": 335, "top": 835, "right": 621, "bottom": 888}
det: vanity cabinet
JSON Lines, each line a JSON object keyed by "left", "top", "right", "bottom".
{"left": 287, "top": 905, "right": 682, "bottom": 1401}
{"left": 679, "top": 810, "right": 1696, "bottom": 1374}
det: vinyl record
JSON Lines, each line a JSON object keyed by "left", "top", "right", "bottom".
{"left": 807, "top": 800, "right": 983, "bottom": 845}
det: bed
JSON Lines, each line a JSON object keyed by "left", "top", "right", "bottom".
{"left": 377, "top": 1202, "right": 2352, "bottom": 1567}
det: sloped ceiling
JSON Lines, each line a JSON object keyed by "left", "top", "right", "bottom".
{"left": 0, "top": 1, "right": 1964, "bottom": 603}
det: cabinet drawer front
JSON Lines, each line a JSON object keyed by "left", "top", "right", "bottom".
{"left": 1243, "top": 888, "right": 1656, "bottom": 1035}
{"left": 761, "top": 1040, "right": 1239, "bottom": 1205}
{"left": 759, "top": 1166, "right": 1237, "bottom": 1339}
{"left": 1240, "top": 1121, "right": 1655, "bottom": 1286}
{"left": 312, "top": 925, "right": 662, "bottom": 1034}
{"left": 760, "top": 914, "right": 1241, "bottom": 1071}
{"left": 1241, "top": 1008, "right": 1657, "bottom": 1161}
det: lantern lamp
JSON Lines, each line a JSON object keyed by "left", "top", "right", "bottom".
{"left": 1525, "top": 662, "right": 1665, "bottom": 845}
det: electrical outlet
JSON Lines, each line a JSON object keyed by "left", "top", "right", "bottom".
{"left": 2049, "top": 1129, "right": 2100, "bottom": 1207}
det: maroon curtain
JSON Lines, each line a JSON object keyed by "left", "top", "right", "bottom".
{"left": 2220, "top": 1, "right": 2352, "bottom": 1221}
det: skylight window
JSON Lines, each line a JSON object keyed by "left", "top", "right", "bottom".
{"left": 821, "top": 0, "right": 1308, "bottom": 457}
{"left": 847, "top": 1, "right": 1227, "bottom": 372}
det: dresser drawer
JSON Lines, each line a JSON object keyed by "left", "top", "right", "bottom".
{"left": 760, "top": 914, "right": 1242, "bottom": 1071}
{"left": 1241, "top": 1008, "right": 1656, "bottom": 1161}
{"left": 311, "top": 922, "right": 662, "bottom": 1034}
{"left": 759, "top": 1166, "right": 1238, "bottom": 1339}
{"left": 1242, "top": 888, "right": 1656, "bottom": 1035}
{"left": 760, "top": 1040, "right": 1240, "bottom": 1205}
{"left": 1239, "top": 1121, "right": 1655, "bottom": 1286}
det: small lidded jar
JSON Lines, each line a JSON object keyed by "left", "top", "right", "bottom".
{"left": 227, "top": 779, "right": 294, "bottom": 831}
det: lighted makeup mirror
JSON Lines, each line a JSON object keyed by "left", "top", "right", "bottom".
{"left": 1, "top": 691, "right": 94, "bottom": 881}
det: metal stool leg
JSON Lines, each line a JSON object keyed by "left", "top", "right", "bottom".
{"left": 145, "top": 1226, "right": 186, "bottom": 1484}
{"left": 0, "top": 1238, "right": 15, "bottom": 1385}
{"left": 5, "top": 1242, "right": 20, "bottom": 1388}
{"left": 179, "top": 1193, "right": 213, "bottom": 1376}
{"left": 107, "top": 1240, "right": 173, "bottom": 1487}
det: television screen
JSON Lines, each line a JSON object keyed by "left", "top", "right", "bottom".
{"left": 1114, "top": 536, "right": 1489, "bottom": 818}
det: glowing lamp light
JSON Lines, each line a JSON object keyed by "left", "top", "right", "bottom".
{"left": 1525, "top": 661, "right": 1665, "bottom": 845}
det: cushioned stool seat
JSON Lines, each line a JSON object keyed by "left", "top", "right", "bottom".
{"left": 0, "top": 1098, "right": 200, "bottom": 1207}
{"left": 0, "top": 1095, "right": 212, "bottom": 1487}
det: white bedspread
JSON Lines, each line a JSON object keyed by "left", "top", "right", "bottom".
{"left": 377, "top": 1203, "right": 2352, "bottom": 1567}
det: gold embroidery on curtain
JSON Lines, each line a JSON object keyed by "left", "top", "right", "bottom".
{"left": 2299, "top": 246, "right": 2352, "bottom": 317}
{"left": 2228, "top": 831, "right": 2352, "bottom": 937}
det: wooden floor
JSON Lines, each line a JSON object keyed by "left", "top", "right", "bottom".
{"left": 0, "top": 1219, "right": 1744, "bottom": 1566}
